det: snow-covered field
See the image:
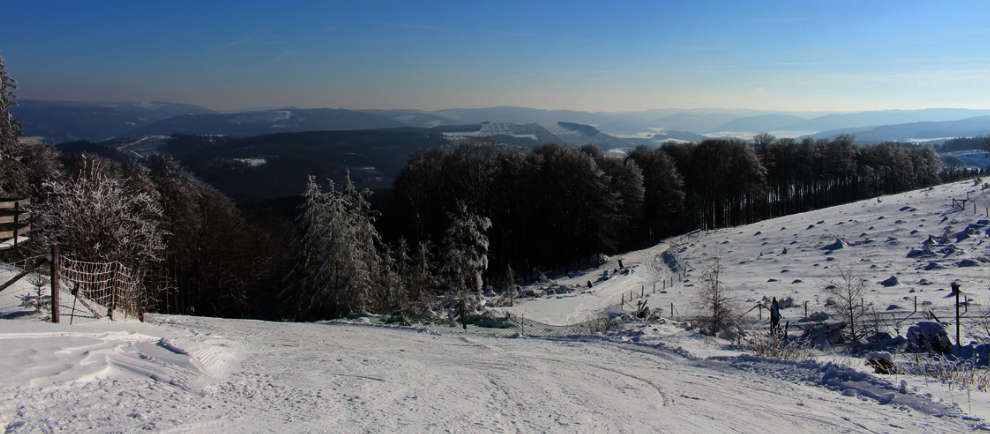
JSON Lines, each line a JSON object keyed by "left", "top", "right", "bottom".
{"left": 506, "top": 178, "right": 990, "bottom": 333}
{"left": 4, "top": 179, "right": 990, "bottom": 431}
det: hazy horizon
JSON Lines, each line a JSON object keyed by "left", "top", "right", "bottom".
{"left": 4, "top": 1, "right": 990, "bottom": 113}
{"left": 17, "top": 98, "right": 990, "bottom": 116}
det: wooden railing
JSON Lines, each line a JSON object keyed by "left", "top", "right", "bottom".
{"left": 0, "top": 198, "right": 31, "bottom": 249}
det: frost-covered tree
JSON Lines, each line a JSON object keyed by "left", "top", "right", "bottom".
{"left": 440, "top": 202, "right": 491, "bottom": 328}
{"left": 371, "top": 242, "right": 402, "bottom": 313}
{"left": 402, "top": 239, "right": 435, "bottom": 313}
{"left": 36, "top": 155, "right": 166, "bottom": 313}
{"left": 287, "top": 173, "right": 381, "bottom": 319}
{"left": 37, "top": 155, "right": 166, "bottom": 267}
{"left": 0, "top": 53, "right": 60, "bottom": 199}
{"left": 0, "top": 52, "right": 26, "bottom": 196}
{"left": 0, "top": 52, "right": 20, "bottom": 161}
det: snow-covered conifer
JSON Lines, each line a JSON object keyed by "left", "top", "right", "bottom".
{"left": 440, "top": 202, "right": 491, "bottom": 326}
{"left": 0, "top": 52, "right": 27, "bottom": 196}
{"left": 0, "top": 52, "right": 20, "bottom": 161}
{"left": 287, "top": 173, "right": 383, "bottom": 318}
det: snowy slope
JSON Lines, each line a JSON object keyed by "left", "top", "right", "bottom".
{"left": 0, "top": 315, "right": 969, "bottom": 432}
{"left": 0, "top": 264, "right": 975, "bottom": 431}
{"left": 507, "top": 179, "right": 990, "bottom": 333}
{"left": 5, "top": 179, "right": 990, "bottom": 431}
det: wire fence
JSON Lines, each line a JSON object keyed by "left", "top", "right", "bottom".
{"left": 59, "top": 255, "right": 141, "bottom": 319}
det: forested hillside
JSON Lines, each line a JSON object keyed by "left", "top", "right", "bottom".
{"left": 384, "top": 136, "right": 959, "bottom": 282}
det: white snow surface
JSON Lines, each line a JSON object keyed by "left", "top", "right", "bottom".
{"left": 6, "top": 179, "right": 990, "bottom": 431}
{"left": 0, "top": 312, "right": 970, "bottom": 432}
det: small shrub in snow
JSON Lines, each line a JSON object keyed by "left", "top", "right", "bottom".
{"left": 697, "top": 258, "right": 743, "bottom": 338}
{"left": 865, "top": 352, "right": 896, "bottom": 374}
{"left": 588, "top": 316, "right": 618, "bottom": 333}
{"left": 748, "top": 331, "right": 812, "bottom": 361}
{"left": 900, "top": 353, "right": 990, "bottom": 392}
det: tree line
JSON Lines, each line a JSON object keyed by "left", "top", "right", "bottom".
{"left": 383, "top": 135, "right": 961, "bottom": 286}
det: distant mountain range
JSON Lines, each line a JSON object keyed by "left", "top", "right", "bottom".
{"left": 16, "top": 100, "right": 990, "bottom": 145}
{"left": 808, "top": 115, "right": 990, "bottom": 144}
{"left": 56, "top": 120, "right": 702, "bottom": 203}
{"left": 14, "top": 100, "right": 212, "bottom": 143}
{"left": 129, "top": 108, "right": 404, "bottom": 137}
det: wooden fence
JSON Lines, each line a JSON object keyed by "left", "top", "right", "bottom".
{"left": 0, "top": 198, "right": 31, "bottom": 249}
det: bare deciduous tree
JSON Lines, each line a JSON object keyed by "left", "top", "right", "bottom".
{"left": 825, "top": 266, "right": 867, "bottom": 343}
{"left": 699, "top": 257, "right": 740, "bottom": 337}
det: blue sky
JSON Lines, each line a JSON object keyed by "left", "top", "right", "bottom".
{"left": 2, "top": 0, "right": 989, "bottom": 111}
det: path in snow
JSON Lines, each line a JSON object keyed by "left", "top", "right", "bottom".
{"left": 0, "top": 314, "right": 970, "bottom": 432}
{"left": 497, "top": 241, "right": 674, "bottom": 326}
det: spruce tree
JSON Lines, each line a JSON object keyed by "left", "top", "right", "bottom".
{"left": 441, "top": 202, "right": 491, "bottom": 328}
{"left": 288, "top": 173, "right": 383, "bottom": 319}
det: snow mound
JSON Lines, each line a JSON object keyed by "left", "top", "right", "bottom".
{"left": 660, "top": 249, "right": 682, "bottom": 273}
{"left": 0, "top": 326, "right": 213, "bottom": 390}
{"left": 821, "top": 238, "right": 848, "bottom": 251}
{"left": 718, "top": 355, "right": 962, "bottom": 417}
{"left": 907, "top": 322, "right": 952, "bottom": 354}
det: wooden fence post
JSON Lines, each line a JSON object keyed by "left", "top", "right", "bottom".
{"left": 804, "top": 300, "right": 808, "bottom": 318}
{"left": 12, "top": 201, "right": 18, "bottom": 247}
{"left": 955, "top": 285, "right": 961, "bottom": 346}
{"left": 670, "top": 302, "right": 674, "bottom": 319}
{"left": 914, "top": 296, "right": 917, "bottom": 313}
{"left": 51, "top": 245, "right": 60, "bottom": 323}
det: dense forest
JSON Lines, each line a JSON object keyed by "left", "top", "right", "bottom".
{"left": 383, "top": 135, "right": 969, "bottom": 285}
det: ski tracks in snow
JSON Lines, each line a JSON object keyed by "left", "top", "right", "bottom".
{"left": 0, "top": 315, "right": 976, "bottom": 432}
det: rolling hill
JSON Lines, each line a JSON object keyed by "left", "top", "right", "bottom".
{"left": 13, "top": 100, "right": 212, "bottom": 143}
{"left": 129, "top": 108, "right": 404, "bottom": 137}
{"left": 810, "top": 115, "right": 990, "bottom": 143}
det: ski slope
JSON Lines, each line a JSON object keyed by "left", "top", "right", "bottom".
{"left": 0, "top": 312, "right": 970, "bottom": 432}
{"left": 4, "top": 179, "right": 990, "bottom": 431}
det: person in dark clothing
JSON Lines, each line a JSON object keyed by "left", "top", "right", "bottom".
{"left": 770, "top": 297, "right": 781, "bottom": 335}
